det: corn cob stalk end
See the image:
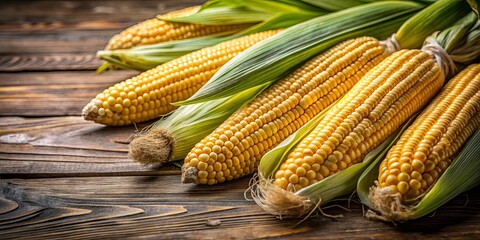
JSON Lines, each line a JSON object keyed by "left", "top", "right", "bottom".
{"left": 129, "top": 128, "right": 175, "bottom": 166}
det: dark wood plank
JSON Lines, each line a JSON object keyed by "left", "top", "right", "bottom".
{"left": 0, "top": 176, "right": 478, "bottom": 239}
{"left": 0, "top": 54, "right": 101, "bottom": 72}
{"left": 0, "top": 30, "right": 116, "bottom": 54}
{"left": 0, "top": 0, "right": 206, "bottom": 71}
{"left": 0, "top": 1, "right": 206, "bottom": 27}
{"left": 0, "top": 71, "right": 138, "bottom": 116}
{"left": 0, "top": 116, "right": 178, "bottom": 177}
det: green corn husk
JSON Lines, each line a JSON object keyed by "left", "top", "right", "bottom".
{"left": 178, "top": 0, "right": 473, "bottom": 105}
{"left": 302, "top": 0, "right": 436, "bottom": 11}
{"left": 128, "top": 82, "right": 272, "bottom": 165}
{"left": 96, "top": 33, "right": 235, "bottom": 72}
{"left": 429, "top": 12, "right": 480, "bottom": 66}
{"left": 394, "top": 0, "right": 473, "bottom": 49}
{"left": 358, "top": 130, "right": 480, "bottom": 221}
{"left": 128, "top": 1, "right": 423, "bottom": 166}
{"left": 98, "top": 0, "right": 328, "bottom": 72}
{"left": 300, "top": 0, "right": 372, "bottom": 11}
{"left": 165, "top": 0, "right": 324, "bottom": 26}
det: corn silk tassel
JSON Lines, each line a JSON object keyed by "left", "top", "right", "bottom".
{"left": 97, "top": 0, "right": 328, "bottom": 71}
{"left": 359, "top": 14, "right": 480, "bottom": 222}
{"left": 128, "top": 1, "right": 424, "bottom": 167}
{"left": 250, "top": 3, "right": 478, "bottom": 218}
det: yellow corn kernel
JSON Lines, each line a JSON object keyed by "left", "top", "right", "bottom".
{"left": 182, "top": 36, "right": 388, "bottom": 184}
{"left": 275, "top": 49, "right": 445, "bottom": 192}
{"left": 83, "top": 30, "right": 281, "bottom": 126}
{"left": 378, "top": 64, "right": 480, "bottom": 202}
{"left": 106, "top": 6, "right": 250, "bottom": 50}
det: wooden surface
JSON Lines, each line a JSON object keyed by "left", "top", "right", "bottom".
{"left": 0, "top": 1, "right": 479, "bottom": 239}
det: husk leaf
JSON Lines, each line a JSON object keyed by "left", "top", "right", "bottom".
{"left": 428, "top": 12, "right": 480, "bottom": 67}
{"left": 97, "top": 33, "right": 234, "bottom": 72}
{"left": 163, "top": 0, "right": 325, "bottom": 25}
{"left": 302, "top": 0, "right": 435, "bottom": 11}
{"left": 395, "top": 0, "right": 472, "bottom": 49}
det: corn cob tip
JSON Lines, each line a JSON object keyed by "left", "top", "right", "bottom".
{"left": 367, "top": 184, "right": 413, "bottom": 222}
{"left": 250, "top": 176, "right": 314, "bottom": 218}
{"left": 129, "top": 128, "right": 175, "bottom": 166}
{"left": 182, "top": 165, "right": 198, "bottom": 183}
{"left": 82, "top": 101, "right": 101, "bottom": 122}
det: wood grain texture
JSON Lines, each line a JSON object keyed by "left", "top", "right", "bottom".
{"left": 0, "top": 116, "right": 179, "bottom": 177}
{"left": 0, "top": 0, "right": 205, "bottom": 71}
{"left": 0, "top": 176, "right": 479, "bottom": 239}
{"left": 0, "top": 71, "right": 138, "bottom": 116}
{"left": 0, "top": 54, "right": 101, "bottom": 72}
{"left": 0, "top": 0, "right": 206, "bottom": 25}
{"left": 1, "top": 0, "right": 479, "bottom": 238}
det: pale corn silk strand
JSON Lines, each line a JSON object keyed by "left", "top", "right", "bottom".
{"left": 379, "top": 33, "right": 401, "bottom": 55}
{"left": 367, "top": 39, "right": 457, "bottom": 223}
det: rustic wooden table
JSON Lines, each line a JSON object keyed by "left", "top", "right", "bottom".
{"left": 1, "top": 1, "right": 479, "bottom": 239}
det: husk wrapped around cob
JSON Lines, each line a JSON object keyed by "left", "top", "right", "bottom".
{"left": 128, "top": 1, "right": 424, "bottom": 168}
{"left": 250, "top": 3, "right": 478, "bottom": 218}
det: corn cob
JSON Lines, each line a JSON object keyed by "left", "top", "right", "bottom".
{"left": 373, "top": 64, "right": 480, "bottom": 203}
{"left": 181, "top": 37, "right": 388, "bottom": 185}
{"left": 106, "top": 6, "right": 249, "bottom": 50}
{"left": 83, "top": 30, "right": 281, "bottom": 126}
{"left": 273, "top": 49, "right": 444, "bottom": 192}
